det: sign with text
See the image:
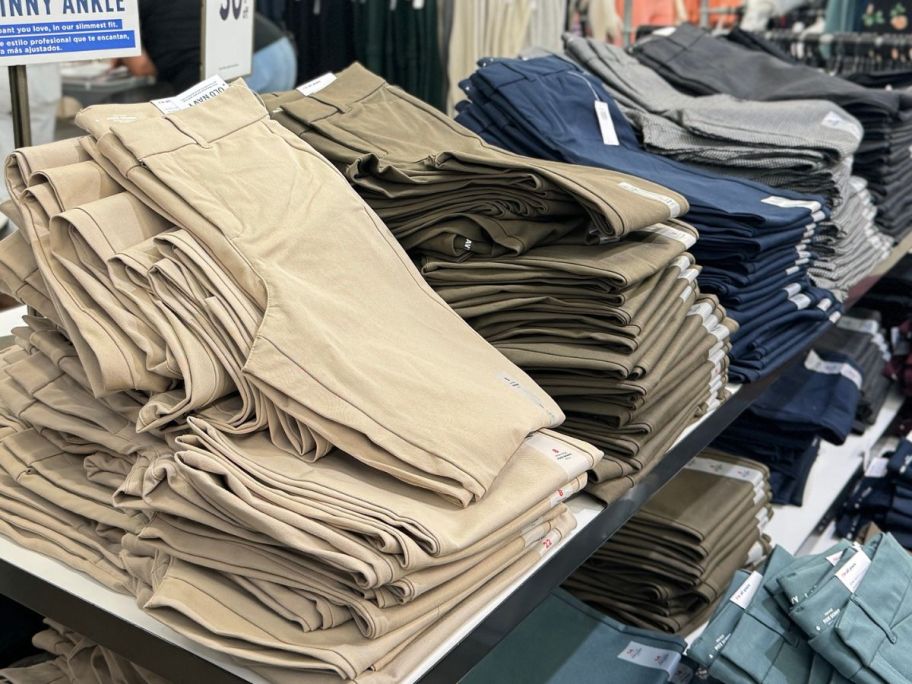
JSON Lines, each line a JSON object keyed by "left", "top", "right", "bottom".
{"left": 202, "top": 0, "right": 254, "bottom": 81}
{"left": 0, "top": 0, "right": 141, "bottom": 66}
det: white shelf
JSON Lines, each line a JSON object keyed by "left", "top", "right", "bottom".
{"left": 0, "top": 533, "right": 270, "bottom": 684}
{"left": 0, "top": 305, "right": 26, "bottom": 336}
{"left": 765, "top": 387, "right": 904, "bottom": 555}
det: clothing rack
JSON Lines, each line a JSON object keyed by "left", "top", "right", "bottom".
{"left": 754, "top": 29, "right": 912, "bottom": 74}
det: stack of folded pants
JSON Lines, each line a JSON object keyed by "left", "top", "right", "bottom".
{"left": 563, "top": 452, "right": 772, "bottom": 635}
{"left": 564, "top": 35, "right": 891, "bottom": 299}
{"left": 838, "top": 432, "right": 912, "bottom": 549}
{"left": 0, "top": 81, "right": 624, "bottom": 680}
{"left": 633, "top": 24, "right": 912, "bottom": 240}
{"left": 813, "top": 308, "right": 892, "bottom": 432}
{"left": 689, "top": 542, "right": 853, "bottom": 684}
{"left": 856, "top": 255, "right": 912, "bottom": 399}
{"left": 463, "top": 589, "right": 694, "bottom": 684}
{"left": 450, "top": 53, "right": 841, "bottom": 383}
{"left": 260, "top": 64, "right": 734, "bottom": 500}
{"left": 711, "top": 348, "right": 863, "bottom": 505}
{"left": 0, "top": 620, "right": 168, "bottom": 684}
{"left": 691, "top": 532, "right": 912, "bottom": 684}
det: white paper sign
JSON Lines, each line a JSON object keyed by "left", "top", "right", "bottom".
{"left": 202, "top": 0, "right": 255, "bottom": 80}
{"left": 0, "top": 0, "right": 141, "bottom": 67}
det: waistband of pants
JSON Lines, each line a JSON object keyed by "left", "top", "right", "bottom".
{"left": 107, "top": 81, "right": 270, "bottom": 161}
{"left": 277, "top": 62, "right": 390, "bottom": 126}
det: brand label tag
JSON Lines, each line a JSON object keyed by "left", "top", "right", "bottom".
{"left": 297, "top": 72, "right": 337, "bottom": 96}
{"left": 152, "top": 75, "right": 229, "bottom": 114}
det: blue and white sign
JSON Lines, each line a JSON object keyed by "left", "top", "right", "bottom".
{"left": 0, "top": 0, "right": 141, "bottom": 67}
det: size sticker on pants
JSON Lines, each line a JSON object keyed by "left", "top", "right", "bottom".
{"left": 836, "top": 549, "right": 872, "bottom": 593}
{"left": 730, "top": 571, "right": 764, "bottom": 608}
{"left": 617, "top": 641, "right": 683, "bottom": 679}
{"left": 804, "top": 350, "right": 863, "bottom": 390}
{"left": 618, "top": 181, "right": 682, "bottom": 218}
{"left": 821, "top": 110, "right": 864, "bottom": 140}
{"left": 524, "top": 432, "right": 596, "bottom": 477}
{"left": 685, "top": 457, "right": 761, "bottom": 485}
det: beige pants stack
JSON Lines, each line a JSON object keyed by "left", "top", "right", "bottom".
{"left": 564, "top": 451, "right": 773, "bottom": 635}
{"left": 262, "top": 65, "right": 737, "bottom": 501}
{"left": 0, "top": 79, "right": 616, "bottom": 680}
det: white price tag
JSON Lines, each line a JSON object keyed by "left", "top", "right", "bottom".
{"left": 826, "top": 551, "right": 843, "bottom": 566}
{"left": 594, "top": 101, "right": 619, "bottom": 145}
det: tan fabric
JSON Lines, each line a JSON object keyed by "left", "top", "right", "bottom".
{"left": 71, "top": 80, "right": 567, "bottom": 507}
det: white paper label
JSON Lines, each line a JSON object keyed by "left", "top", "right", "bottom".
{"left": 678, "top": 267, "right": 699, "bottom": 284}
{"left": 804, "top": 350, "right": 863, "bottom": 391}
{"left": 672, "top": 255, "right": 692, "bottom": 272}
{"left": 837, "top": 316, "right": 880, "bottom": 336}
{"left": 297, "top": 72, "right": 337, "bottom": 96}
{"left": 728, "top": 571, "right": 764, "bottom": 608}
{"left": 830, "top": 311, "right": 842, "bottom": 324}
{"left": 538, "top": 528, "right": 562, "bottom": 556}
{"left": 637, "top": 224, "right": 696, "bottom": 248}
{"left": 826, "top": 551, "right": 843, "bottom": 566}
{"left": 865, "top": 457, "right": 889, "bottom": 478}
{"left": 679, "top": 285, "right": 694, "bottom": 302}
{"left": 152, "top": 75, "right": 229, "bottom": 114}
{"left": 549, "top": 475, "right": 584, "bottom": 507}
{"left": 786, "top": 265, "right": 800, "bottom": 276}
{"left": 685, "top": 457, "right": 760, "bottom": 485}
{"left": 618, "top": 182, "right": 682, "bottom": 218}
{"left": 836, "top": 550, "right": 871, "bottom": 593}
{"left": 594, "top": 101, "right": 619, "bottom": 145}
{"left": 821, "top": 111, "right": 864, "bottom": 140}
{"left": 789, "top": 293, "right": 812, "bottom": 309}
{"left": 783, "top": 283, "right": 802, "bottom": 297}
{"left": 617, "top": 641, "right": 682, "bottom": 679}
{"left": 762, "top": 195, "right": 822, "bottom": 213}
{"left": 818, "top": 298, "right": 833, "bottom": 312}
{"left": 525, "top": 432, "right": 596, "bottom": 477}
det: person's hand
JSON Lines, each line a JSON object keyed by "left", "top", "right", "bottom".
{"left": 116, "top": 51, "right": 157, "bottom": 77}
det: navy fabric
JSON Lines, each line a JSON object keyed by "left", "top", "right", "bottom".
{"left": 454, "top": 54, "right": 841, "bottom": 382}
{"left": 838, "top": 433, "right": 912, "bottom": 548}
{"left": 713, "top": 349, "right": 862, "bottom": 503}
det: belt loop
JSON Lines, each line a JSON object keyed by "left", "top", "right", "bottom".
{"left": 167, "top": 117, "right": 213, "bottom": 150}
